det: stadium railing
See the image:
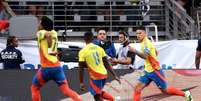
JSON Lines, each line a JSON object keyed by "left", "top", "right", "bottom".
{"left": 7, "top": 0, "right": 166, "bottom": 40}
{"left": 165, "top": 0, "right": 199, "bottom": 40}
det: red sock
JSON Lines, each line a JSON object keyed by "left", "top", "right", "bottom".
{"left": 31, "top": 85, "right": 41, "bottom": 101}
{"left": 166, "top": 86, "right": 185, "bottom": 96}
{"left": 133, "top": 91, "right": 141, "bottom": 101}
{"left": 101, "top": 91, "right": 114, "bottom": 101}
{"left": 59, "top": 83, "right": 82, "bottom": 101}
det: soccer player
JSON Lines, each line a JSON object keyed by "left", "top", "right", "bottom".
{"left": 79, "top": 31, "right": 120, "bottom": 101}
{"left": 31, "top": 16, "right": 82, "bottom": 101}
{"left": 129, "top": 26, "right": 193, "bottom": 101}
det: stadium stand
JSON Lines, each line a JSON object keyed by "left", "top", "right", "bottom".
{"left": 5, "top": 0, "right": 199, "bottom": 41}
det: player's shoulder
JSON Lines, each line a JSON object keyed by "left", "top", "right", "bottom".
{"left": 37, "top": 30, "right": 47, "bottom": 33}
{"left": 79, "top": 47, "right": 89, "bottom": 57}
{"left": 51, "top": 30, "right": 58, "bottom": 35}
{"left": 50, "top": 30, "right": 58, "bottom": 38}
{"left": 92, "top": 43, "right": 103, "bottom": 50}
{"left": 79, "top": 47, "right": 85, "bottom": 53}
{"left": 37, "top": 30, "right": 46, "bottom": 36}
{"left": 91, "top": 43, "right": 99, "bottom": 47}
{"left": 146, "top": 39, "right": 155, "bottom": 47}
{"left": 51, "top": 30, "right": 57, "bottom": 33}
{"left": 79, "top": 46, "right": 88, "bottom": 54}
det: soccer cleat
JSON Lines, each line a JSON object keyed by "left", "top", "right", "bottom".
{"left": 184, "top": 90, "right": 193, "bottom": 101}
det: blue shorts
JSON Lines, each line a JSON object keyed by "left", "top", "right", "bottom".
{"left": 89, "top": 79, "right": 106, "bottom": 96}
{"left": 32, "top": 67, "right": 67, "bottom": 87}
{"left": 138, "top": 69, "right": 167, "bottom": 89}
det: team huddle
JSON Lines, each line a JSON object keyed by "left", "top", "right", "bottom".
{"left": 30, "top": 16, "right": 194, "bottom": 101}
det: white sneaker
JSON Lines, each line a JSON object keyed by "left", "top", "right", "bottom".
{"left": 115, "top": 96, "right": 121, "bottom": 101}
{"left": 184, "top": 90, "right": 193, "bottom": 101}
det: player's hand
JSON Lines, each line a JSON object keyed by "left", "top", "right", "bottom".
{"left": 110, "top": 58, "right": 118, "bottom": 66}
{"left": 114, "top": 76, "right": 121, "bottom": 84}
{"left": 80, "top": 83, "right": 86, "bottom": 91}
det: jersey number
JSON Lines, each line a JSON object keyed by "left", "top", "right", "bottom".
{"left": 93, "top": 52, "right": 100, "bottom": 65}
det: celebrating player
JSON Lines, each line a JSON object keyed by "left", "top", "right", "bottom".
{"left": 79, "top": 31, "right": 120, "bottom": 101}
{"left": 31, "top": 16, "right": 82, "bottom": 101}
{"left": 129, "top": 26, "right": 193, "bottom": 101}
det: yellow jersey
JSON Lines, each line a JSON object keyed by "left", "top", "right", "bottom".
{"left": 79, "top": 43, "right": 108, "bottom": 80}
{"left": 37, "top": 30, "right": 60, "bottom": 68}
{"left": 141, "top": 37, "right": 160, "bottom": 73}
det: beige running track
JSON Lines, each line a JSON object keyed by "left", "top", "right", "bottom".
{"left": 61, "top": 70, "right": 201, "bottom": 101}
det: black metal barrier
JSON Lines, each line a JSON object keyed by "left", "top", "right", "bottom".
{"left": 0, "top": 69, "right": 134, "bottom": 101}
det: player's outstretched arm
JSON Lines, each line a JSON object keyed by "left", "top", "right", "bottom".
{"left": 103, "top": 56, "right": 121, "bottom": 84}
